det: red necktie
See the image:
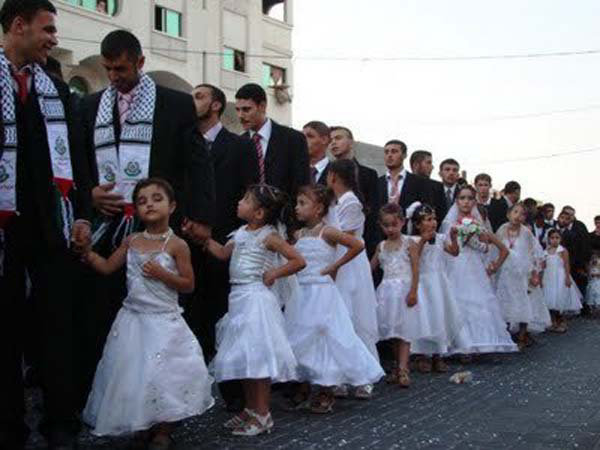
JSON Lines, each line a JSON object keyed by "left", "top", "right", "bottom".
{"left": 252, "top": 133, "right": 265, "bottom": 183}
{"left": 12, "top": 71, "right": 29, "bottom": 104}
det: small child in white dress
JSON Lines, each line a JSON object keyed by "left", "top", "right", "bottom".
{"left": 407, "top": 203, "right": 465, "bottom": 373}
{"left": 285, "top": 185, "right": 383, "bottom": 413}
{"left": 441, "top": 185, "right": 518, "bottom": 357}
{"left": 542, "top": 229, "right": 582, "bottom": 332}
{"left": 586, "top": 253, "right": 600, "bottom": 308}
{"left": 371, "top": 204, "right": 420, "bottom": 388}
{"left": 82, "top": 178, "right": 214, "bottom": 448}
{"left": 326, "top": 159, "right": 380, "bottom": 399}
{"left": 496, "top": 203, "right": 551, "bottom": 349}
{"left": 205, "top": 184, "right": 305, "bottom": 436}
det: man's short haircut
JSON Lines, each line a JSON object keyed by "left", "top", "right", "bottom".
{"left": 439, "top": 158, "right": 460, "bottom": 170}
{"left": 409, "top": 150, "right": 432, "bottom": 169}
{"left": 195, "top": 83, "right": 226, "bottom": 117}
{"left": 0, "top": 0, "right": 56, "bottom": 33}
{"left": 562, "top": 205, "right": 575, "bottom": 214}
{"left": 504, "top": 181, "right": 521, "bottom": 194}
{"left": 523, "top": 197, "right": 537, "bottom": 209}
{"left": 594, "top": 215, "right": 600, "bottom": 222}
{"left": 384, "top": 139, "right": 407, "bottom": 154}
{"left": 474, "top": 173, "right": 492, "bottom": 185}
{"left": 101, "top": 29, "right": 143, "bottom": 61}
{"left": 303, "top": 121, "right": 330, "bottom": 138}
{"left": 44, "top": 55, "right": 62, "bottom": 80}
{"left": 235, "top": 83, "right": 267, "bottom": 105}
{"left": 543, "top": 202, "right": 555, "bottom": 210}
{"left": 330, "top": 126, "right": 354, "bottom": 140}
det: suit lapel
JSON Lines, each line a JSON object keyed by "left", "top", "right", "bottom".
{"left": 379, "top": 176, "right": 389, "bottom": 204}
{"left": 264, "top": 121, "right": 278, "bottom": 173}
{"left": 210, "top": 128, "right": 228, "bottom": 165}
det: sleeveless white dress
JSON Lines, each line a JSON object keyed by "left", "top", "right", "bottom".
{"left": 210, "top": 225, "right": 297, "bottom": 382}
{"left": 409, "top": 234, "right": 466, "bottom": 355}
{"left": 375, "top": 238, "right": 416, "bottom": 341}
{"left": 542, "top": 245, "right": 582, "bottom": 313}
{"left": 495, "top": 224, "right": 551, "bottom": 332}
{"left": 445, "top": 237, "right": 518, "bottom": 354}
{"left": 333, "top": 191, "right": 380, "bottom": 360}
{"left": 83, "top": 234, "right": 214, "bottom": 436}
{"left": 285, "top": 230, "right": 384, "bottom": 387}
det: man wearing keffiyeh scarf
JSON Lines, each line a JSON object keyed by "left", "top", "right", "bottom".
{"left": 75, "top": 30, "right": 215, "bottom": 420}
{"left": 0, "top": 1, "right": 94, "bottom": 449}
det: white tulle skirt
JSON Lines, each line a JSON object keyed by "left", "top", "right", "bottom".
{"left": 495, "top": 253, "right": 535, "bottom": 325}
{"left": 336, "top": 250, "right": 380, "bottom": 360}
{"left": 542, "top": 267, "right": 582, "bottom": 313}
{"left": 211, "top": 283, "right": 298, "bottom": 382}
{"left": 409, "top": 272, "right": 466, "bottom": 356}
{"left": 285, "top": 281, "right": 384, "bottom": 387}
{"left": 524, "top": 286, "right": 552, "bottom": 332}
{"left": 447, "top": 249, "right": 518, "bottom": 354}
{"left": 586, "top": 278, "right": 600, "bottom": 307}
{"left": 83, "top": 307, "right": 214, "bottom": 436}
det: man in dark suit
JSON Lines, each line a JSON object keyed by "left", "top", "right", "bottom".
{"left": 557, "top": 207, "right": 591, "bottom": 297}
{"left": 532, "top": 208, "right": 552, "bottom": 248}
{"left": 543, "top": 202, "right": 557, "bottom": 228}
{"left": 302, "top": 120, "right": 330, "bottom": 185}
{"left": 0, "top": 1, "right": 93, "bottom": 448}
{"left": 186, "top": 83, "right": 259, "bottom": 411}
{"left": 379, "top": 141, "right": 429, "bottom": 216}
{"left": 488, "top": 181, "right": 521, "bottom": 232}
{"left": 329, "top": 126, "right": 380, "bottom": 257}
{"left": 409, "top": 149, "right": 446, "bottom": 222}
{"left": 235, "top": 83, "right": 309, "bottom": 199}
{"left": 76, "top": 30, "right": 215, "bottom": 411}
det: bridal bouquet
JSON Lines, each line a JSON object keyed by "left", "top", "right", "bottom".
{"left": 456, "top": 217, "right": 483, "bottom": 245}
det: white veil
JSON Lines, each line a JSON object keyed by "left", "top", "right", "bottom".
{"left": 440, "top": 203, "right": 484, "bottom": 234}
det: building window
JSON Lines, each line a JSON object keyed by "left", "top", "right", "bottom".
{"left": 155, "top": 6, "right": 182, "bottom": 37}
{"left": 223, "top": 47, "right": 246, "bottom": 73}
{"left": 65, "top": 0, "right": 118, "bottom": 16}
{"left": 262, "top": 0, "right": 286, "bottom": 22}
{"left": 262, "top": 64, "right": 286, "bottom": 87}
{"left": 69, "top": 76, "right": 89, "bottom": 97}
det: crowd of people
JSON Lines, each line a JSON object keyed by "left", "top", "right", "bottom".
{"left": 1, "top": 1, "right": 600, "bottom": 449}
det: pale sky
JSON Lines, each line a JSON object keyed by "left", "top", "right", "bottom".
{"left": 291, "top": 0, "right": 600, "bottom": 228}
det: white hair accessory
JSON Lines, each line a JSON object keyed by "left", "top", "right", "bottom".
{"left": 405, "top": 202, "right": 422, "bottom": 221}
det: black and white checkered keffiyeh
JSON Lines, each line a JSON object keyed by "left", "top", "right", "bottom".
{"left": 92, "top": 73, "right": 156, "bottom": 247}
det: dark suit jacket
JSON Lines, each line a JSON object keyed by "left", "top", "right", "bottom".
{"left": 82, "top": 85, "right": 215, "bottom": 227}
{"left": 377, "top": 171, "right": 430, "bottom": 213}
{"left": 210, "top": 126, "right": 259, "bottom": 242}
{"left": 426, "top": 178, "right": 448, "bottom": 223}
{"left": 356, "top": 161, "right": 380, "bottom": 257}
{"left": 532, "top": 222, "right": 552, "bottom": 248}
{"left": 9, "top": 76, "right": 93, "bottom": 253}
{"left": 244, "top": 120, "right": 309, "bottom": 199}
{"left": 561, "top": 220, "right": 591, "bottom": 271}
{"left": 489, "top": 197, "right": 509, "bottom": 232}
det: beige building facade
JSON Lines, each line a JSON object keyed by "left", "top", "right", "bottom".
{"left": 7, "top": 0, "right": 295, "bottom": 126}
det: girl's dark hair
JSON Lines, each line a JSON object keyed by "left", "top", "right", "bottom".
{"left": 507, "top": 202, "right": 525, "bottom": 214}
{"left": 298, "top": 184, "right": 335, "bottom": 219}
{"left": 547, "top": 228, "right": 561, "bottom": 240}
{"left": 456, "top": 183, "right": 477, "bottom": 198}
{"left": 133, "top": 177, "right": 175, "bottom": 204}
{"left": 327, "top": 159, "right": 366, "bottom": 210}
{"left": 379, "top": 203, "right": 405, "bottom": 222}
{"left": 247, "top": 184, "right": 293, "bottom": 235}
{"left": 411, "top": 203, "right": 436, "bottom": 235}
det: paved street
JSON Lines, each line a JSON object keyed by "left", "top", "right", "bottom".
{"left": 28, "top": 316, "right": 600, "bottom": 449}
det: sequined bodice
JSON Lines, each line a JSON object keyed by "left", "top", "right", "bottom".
{"left": 229, "top": 225, "right": 276, "bottom": 284}
{"left": 419, "top": 234, "right": 447, "bottom": 274}
{"left": 379, "top": 239, "right": 412, "bottom": 282}
{"left": 123, "top": 248, "right": 180, "bottom": 314}
{"left": 295, "top": 236, "right": 337, "bottom": 284}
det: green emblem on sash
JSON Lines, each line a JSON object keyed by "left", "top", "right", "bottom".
{"left": 55, "top": 136, "right": 67, "bottom": 155}
{"left": 103, "top": 162, "right": 116, "bottom": 183}
{"left": 0, "top": 164, "right": 8, "bottom": 183}
{"left": 124, "top": 161, "right": 141, "bottom": 177}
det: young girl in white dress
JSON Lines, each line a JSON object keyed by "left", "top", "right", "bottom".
{"left": 285, "top": 185, "right": 383, "bottom": 413}
{"left": 371, "top": 203, "right": 420, "bottom": 388}
{"left": 542, "top": 229, "right": 582, "bottom": 332}
{"left": 441, "top": 185, "right": 518, "bottom": 356}
{"left": 205, "top": 184, "right": 304, "bottom": 436}
{"left": 82, "top": 178, "right": 214, "bottom": 449}
{"left": 407, "top": 204, "right": 465, "bottom": 372}
{"left": 586, "top": 253, "right": 600, "bottom": 309}
{"left": 326, "top": 159, "right": 380, "bottom": 399}
{"left": 495, "top": 203, "right": 551, "bottom": 349}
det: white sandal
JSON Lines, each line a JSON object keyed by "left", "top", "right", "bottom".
{"left": 231, "top": 410, "right": 273, "bottom": 436}
{"left": 223, "top": 408, "right": 252, "bottom": 429}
